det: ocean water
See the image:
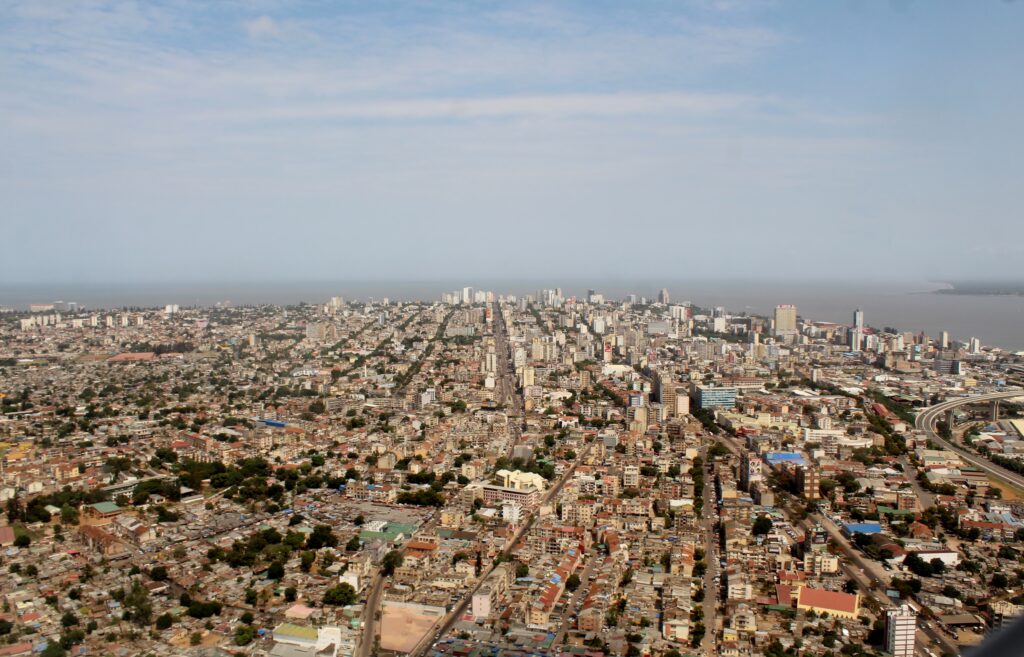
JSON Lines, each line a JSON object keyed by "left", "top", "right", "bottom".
{"left": 2, "top": 280, "right": 1022, "bottom": 352}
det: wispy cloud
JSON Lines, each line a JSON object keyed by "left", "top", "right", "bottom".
{"left": 242, "top": 15, "right": 281, "bottom": 40}
{"left": 195, "top": 91, "right": 764, "bottom": 123}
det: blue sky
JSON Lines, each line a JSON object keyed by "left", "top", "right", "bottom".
{"left": 2, "top": 1, "right": 1022, "bottom": 283}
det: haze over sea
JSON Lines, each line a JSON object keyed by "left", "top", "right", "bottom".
{"left": 2, "top": 280, "right": 1022, "bottom": 352}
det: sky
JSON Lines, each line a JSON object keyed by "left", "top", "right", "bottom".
{"left": 2, "top": 0, "right": 1023, "bottom": 284}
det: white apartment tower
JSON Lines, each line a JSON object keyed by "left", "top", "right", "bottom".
{"left": 885, "top": 605, "right": 916, "bottom": 657}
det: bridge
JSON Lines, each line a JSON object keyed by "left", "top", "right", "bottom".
{"left": 914, "top": 390, "right": 1024, "bottom": 491}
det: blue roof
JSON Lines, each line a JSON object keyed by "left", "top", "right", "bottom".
{"left": 844, "top": 522, "right": 882, "bottom": 534}
{"left": 765, "top": 452, "right": 805, "bottom": 465}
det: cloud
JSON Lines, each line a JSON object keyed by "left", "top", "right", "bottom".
{"left": 243, "top": 15, "right": 280, "bottom": 39}
{"left": 196, "top": 91, "right": 763, "bottom": 123}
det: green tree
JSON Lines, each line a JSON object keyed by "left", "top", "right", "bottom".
{"left": 234, "top": 624, "right": 256, "bottom": 646}
{"left": 381, "top": 550, "right": 404, "bottom": 576}
{"left": 306, "top": 525, "right": 338, "bottom": 549}
{"left": 156, "top": 613, "right": 173, "bottom": 630}
{"left": 323, "top": 583, "right": 357, "bottom": 606}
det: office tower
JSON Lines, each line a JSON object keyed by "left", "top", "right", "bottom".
{"left": 774, "top": 304, "right": 797, "bottom": 336}
{"left": 849, "top": 329, "right": 862, "bottom": 351}
{"left": 885, "top": 605, "right": 916, "bottom": 657}
{"left": 969, "top": 336, "right": 981, "bottom": 354}
{"left": 853, "top": 308, "right": 864, "bottom": 330}
{"left": 690, "top": 384, "right": 737, "bottom": 410}
{"left": 657, "top": 372, "right": 677, "bottom": 419}
{"left": 940, "top": 331, "right": 950, "bottom": 349}
{"left": 658, "top": 288, "right": 670, "bottom": 304}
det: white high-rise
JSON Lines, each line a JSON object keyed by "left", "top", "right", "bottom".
{"left": 885, "top": 605, "right": 916, "bottom": 657}
{"left": 853, "top": 308, "right": 864, "bottom": 330}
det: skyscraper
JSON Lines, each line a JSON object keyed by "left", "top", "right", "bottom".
{"left": 658, "top": 288, "right": 670, "bottom": 304}
{"left": 853, "top": 308, "right": 864, "bottom": 330}
{"left": 774, "top": 304, "right": 797, "bottom": 337}
{"left": 885, "top": 605, "right": 916, "bottom": 657}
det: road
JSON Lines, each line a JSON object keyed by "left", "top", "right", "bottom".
{"left": 552, "top": 553, "right": 597, "bottom": 645}
{"left": 357, "top": 575, "right": 385, "bottom": 657}
{"left": 700, "top": 453, "right": 720, "bottom": 656}
{"left": 916, "top": 391, "right": 1024, "bottom": 491}
{"left": 491, "top": 302, "right": 525, "bottom": 458}
{"left": 899, "top": 457, "right": 935, "bottom": 509}
{"left": 408, "top": 442, "right": 593, "bottom": 657}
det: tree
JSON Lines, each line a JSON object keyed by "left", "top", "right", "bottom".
{"left": 125, "top": 580, "right": 153, "bottom": 626}
{"left": 150, "top": 566, "right": 168, "bottom": 581}
{"left": 61, "top": 611, "right": 79, "bottom": 628}
{"left": 752, "top": 516, "right": 773, "bottom": 536}
{"left": 300, "top": 551, "right": 316, "bottom": 573}
{"left": 381, "top": 550, "right": 404, "bottom": 576}
{"left": 267, "top": 561, "right": 285, "bottom": 580}
{"left": 234, "top": 625, "right": 256, "bottom": 646}
{"left": 515, "top": 562, "right": 529, "bottom": 578}
{"left": 14, "top": 534, "right": 30, "bottom": 548}
{"left": 41, "top": 643, "right": 66, "bottom": 657}
{"left": 346, "top": 536, "right": 362, "bottom": 551}
{"left": 284, "top": 587, "right": 297, "bottom": 602}
{"left": 156, "top": 613, "right": 173, "bottom": 630}
{"left": 566, "top": 574, "right": 581, "bottom": 592}
{"left": 323, "top": 583, "right": 357, "bottom": 606}
{"left": 306, "top": 525, "right": 338, "bottom": 550}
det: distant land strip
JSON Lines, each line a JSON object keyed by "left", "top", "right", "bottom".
{"left": 935, "top": 281, "right": 1024, "bottom": 296}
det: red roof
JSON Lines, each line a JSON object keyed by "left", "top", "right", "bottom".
{"left": 797, "top": 587, "right": 858, "bottom": 615}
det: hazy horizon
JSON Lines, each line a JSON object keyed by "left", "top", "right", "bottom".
{"left": 5, "top": 278, "right": 1024, "bottom": 350}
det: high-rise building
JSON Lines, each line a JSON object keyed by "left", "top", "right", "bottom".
{"left": 658, "top": 288, "right": 670, "bottom": 304}
{"left": 657, "top": 373, "right": 678, "bottom": 419}
{"left": 774, "top": 304, "right": 797, "bottom": 337}
{"left": 939, "top": 331, "right": 950, "bottom": 349}
{"left": 885, "top": 605, "right": 916, "bottom": 657}
{"left": 796, "top": 465, "right": 820, "bottom": 500}
{"left": 740, "top": 453, "right": 763, "bottom": 492}
{"left": 853, "top": 308, "right": 864, "bottom": 330}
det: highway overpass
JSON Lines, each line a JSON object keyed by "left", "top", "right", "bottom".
{"left": 915, "top": 390, "right": 1024, "bottom": 491}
